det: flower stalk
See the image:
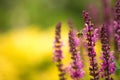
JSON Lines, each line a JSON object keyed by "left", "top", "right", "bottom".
{"left": 53, "top": 22, "right": 66, "bottom": 80}
{"left": 114, "top": 0, "right": 120, "bottom": 59}
{"left": 68, "top": 21, "right": 84, "bottom": 80}
{"left": 100, "top": 24, "right": 115, "bottom": 80}
{"left": 83, "top": 11, "right": 99, "bottom": 80}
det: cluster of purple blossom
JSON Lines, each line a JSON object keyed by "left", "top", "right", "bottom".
{"left": 53, "top": 0, "right": 120, "bottom": 80}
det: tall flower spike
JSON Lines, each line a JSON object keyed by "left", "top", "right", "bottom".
{"left": 114, "top": 0, "right": 120, "bottom": 59}
{"left": 100, "top": 24, "right": 115, "bottom": 80}
{"left": 53, "top": 22, "right": 66, "bottom": 80}
{"left": 68, "top": 21, "right": 84, "bottom": 80}
{"left": 83, "top": 11, "right": 99, "bottom": 80}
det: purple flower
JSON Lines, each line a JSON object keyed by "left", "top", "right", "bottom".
{"left": 100, "top": 24, "right": 115, "bottom": 80}
{"left": 99, "top": 1, "right": 116, "bottom": 79}
{"left": 68, "top": 21, "right": 84, "bottom": 80}
{"left": 114, "top": 0, "right": 120, "bottom": 56}
{"left": 109, "top": 52, "right": 116, "bottom": 74}
{"left": 83, "top": 10, "right": 99, "bottom": 80}
{"left": 114, "top": 21, "right": 120, "bottom": 52}
{"left": 53, "top": 22, "right": 66, "bottom": 80}
{"left": 100, "top": 51, "right": 115, "bottom": 79}
{"left": 70, "top": 52, "right": 84, "bottom": 80}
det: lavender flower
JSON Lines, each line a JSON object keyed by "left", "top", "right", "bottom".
{"left": 114, "top": 0, "right": 120, "bottom": 58}
{"left": 69, "top": 52, "right": 84, "bottom": 80}
{"left": 83, "top": 11, "right": 99, "bottom": 80}
{"left": 68, "top": 22, "right": 84, "bottom": 80}
{"left": 100, "top": 1, "right": 116, "bottom": 79}
{"left": 114, "top": 21, "right": 120, "bottom": 57}
{"left": 53, "top": 22, "right": 66, "bottom": 80}
{"left": 100, "top": 51, "right": 115, "bottom": 78}
{"left": 100, "top": 25, "right": 115, "bottom": 80}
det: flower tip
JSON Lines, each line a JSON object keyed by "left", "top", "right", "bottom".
{"left": 56, "top": 22, "right": 62, "bottom": 28}
{"left": 67, "top": 19, "right": 74, "bottom": 29}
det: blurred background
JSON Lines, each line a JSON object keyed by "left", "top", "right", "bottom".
{"left": 0, "top": 0, "right": 119, "bottom": 80}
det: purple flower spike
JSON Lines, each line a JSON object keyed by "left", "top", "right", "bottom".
{"left": 109, "top": 51, "right": 115, "bottom": 74}
{"left": 100, "top": 51, "right": 115, "bottom": 80}
{"left": 70, "top": 52, "right": 84, "bottom": 80}
{"left": 53, "top": 22, "right": 66, "bottom": 80}
{"left": 83, "top": 11, "right": 99, "bottom": 80}
{"left": 100, "top": 24, "right": 115, "bottom": 80}
{"left": 68, "top": 22, "right": 84, "bottom": 80}
{"left": 114, "top": 0, "right": 120, "bottom": 57}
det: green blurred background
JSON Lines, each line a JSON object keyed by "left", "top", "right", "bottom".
{"left": 0, "top": 0, "right": 103, "bottom": 31}
{"left": 0, "top": 0, "right": 119, "bottom": 80}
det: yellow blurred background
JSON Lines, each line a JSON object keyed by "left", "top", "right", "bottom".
{"left": 0, "top": 24, "right": 71, "bottom": 80}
